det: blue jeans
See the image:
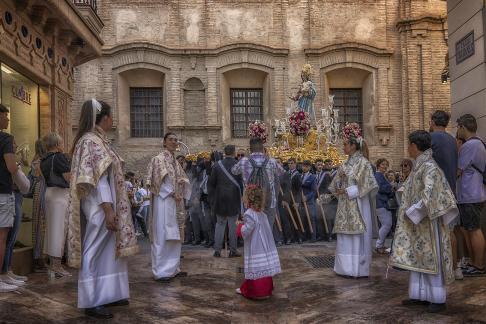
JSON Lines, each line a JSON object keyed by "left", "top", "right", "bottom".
{"left": 140, "top": 205, "right": 149, "bottom": 224}
{"left": 3, "top": 192, "right": 23, "bottom": 273}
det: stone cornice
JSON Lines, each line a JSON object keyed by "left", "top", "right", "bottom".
{"left": 45, "top": 0, "right": 104, "bottom": 64}
{"left": 304, "top": 42, "right": 393, "bottom": 57}
{"left": 62, "top": 0, "right": 104, "bottom": 45}
{"left": 168, "top": 125, "right": 222, "bottom": 131}
{"left": 396, "top": 15, "right": 447, "bottom": 33}
{"left": 102, "top": 42, "right": 290, "bottom": 57}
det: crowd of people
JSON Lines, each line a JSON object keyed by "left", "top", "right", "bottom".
{"left": 170, "top": 139, "right": 414, "bottom": 255}
{"left": 0, "top": 97, "right": 484, "bottom": 318}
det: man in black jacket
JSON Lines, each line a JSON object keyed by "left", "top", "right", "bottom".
{"left": 288, "top": 158, "right": 304, "bottom": 243}
{"left": 276, "top": 158, "right": 294, "bottom": 245}
{"left": 207, "top": 145, "right": 243, "bottom": 258}
{"left": 315, "top": 159, "right": 337, "bottom": 240}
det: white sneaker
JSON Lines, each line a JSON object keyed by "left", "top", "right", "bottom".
{"left": 0, "top": 274, "right": 25, "bottom": 287}
{"left": 455, "top": 267, "right": 464, "bottom": 280}
{"left": 235, "top": 288, "right": 242, "bottom": 295}
{"left": 7, "top": 271, "right": 27, "bottom": 282}
{"left": 0, "top": 281, "right": 19, "bottom": 292}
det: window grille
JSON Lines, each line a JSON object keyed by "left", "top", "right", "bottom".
{"left": 330, "top": 89, "right": 363, "bottom": 131}
{"left": 230, "top": 89, "right": 263, "bottom": 138}
{"left": 130, "top": 87, "right": 163, "bottom": 138}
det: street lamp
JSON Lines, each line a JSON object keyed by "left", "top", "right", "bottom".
{"left": 441, "top": 69, "right": 449, "bottom": 84}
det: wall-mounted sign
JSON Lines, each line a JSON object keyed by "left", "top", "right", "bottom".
{"left": 11, "top": 85, "right": 32, "bottom": 105}
{"left": 456, "top": 31, "right": 475, "bottom": 65}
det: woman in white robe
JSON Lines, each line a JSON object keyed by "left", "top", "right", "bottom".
{"left": 78, "top": 171, "right": 129, "bottom": 310}
{"left": 147, "top": 133, "right": 191, "bottom": 282}
{"left": 329, "top": 124, "right": 378, "bottom": 278}
{"left": 68, "top": 100, "right": 138, "bottom": 319}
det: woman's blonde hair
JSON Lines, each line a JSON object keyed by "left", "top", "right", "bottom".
{"left": 43, "top": 132, "right": 62, "bottom": 151}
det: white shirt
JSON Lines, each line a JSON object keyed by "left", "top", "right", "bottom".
{"left": 137, "top": 188, "right": 151, "bottom": 207}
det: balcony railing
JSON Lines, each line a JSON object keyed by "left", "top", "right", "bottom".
{"left": 73, "top": 0, "right": 97, "bottom": 12}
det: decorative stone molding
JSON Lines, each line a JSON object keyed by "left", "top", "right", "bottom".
{"left": 54, "top": 87, "right": 72, "bottom": 151}
{"left": 208, "top": 135, "right": 219, "bottom": 148}
{"left": 109, "top": 49, "right": 173, "bottom": 71}
{"left": 168, "top": 125, "right": 222, "bottom": 131}
{"left": 375, "top": 125, "right": 393, "bottom": 146}
{"left": 305, "top": 42, "right": 394, "bottom": 58}
{"left": 75, "top": 4, "right": 104, "bottom": 35}
{"left": 0, "top": 0, "right": 102, "bottom": 89}
{"left": 103, "top": 42, "right": 289, "bottom": 58}
{"left": 396, "top": 16, "right": 447, "bottom": 36}
{"left": 183, "top": 77, "right": 205, "bottom": 90}
{"left": 190, "top": 56, "right": 197, "bottom": 69}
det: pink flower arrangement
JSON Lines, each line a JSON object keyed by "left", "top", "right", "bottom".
{"left": 342, "top": 122, "right": 362, "bottom": 141}
{"left": 249, "top": 120, "right": 268, "bottom": 143}
{"left": 289, "top": 111, "right": 311, "bottom": 136}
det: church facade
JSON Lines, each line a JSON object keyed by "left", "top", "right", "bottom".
{"left": 73, "top": 0, "right": 450, "bottom": 172}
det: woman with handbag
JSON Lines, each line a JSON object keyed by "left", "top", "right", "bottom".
{"left": 40, "top": 132, "right": 71, "bottom": 277}
{"left": 374, "top": 158, "right": 395, "bottom": 254}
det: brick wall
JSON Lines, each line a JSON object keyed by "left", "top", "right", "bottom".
{"left": 73, "top": 0, "right": 450, "bottom": 173}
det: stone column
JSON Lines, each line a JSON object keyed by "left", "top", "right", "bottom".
{"left": 166, "top": 61, "right": 183, "bottom": 127}
{"left": 206, "top": 64, "right": 218, "bottom": 126}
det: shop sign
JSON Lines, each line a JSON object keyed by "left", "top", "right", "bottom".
{"left": 11, "top": 85, "right": 32, "bottom": 105}
{"left": 456, "top": 31, "right": 475, "bottom": 65}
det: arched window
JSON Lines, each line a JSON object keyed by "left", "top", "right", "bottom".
{"left": 183, "top": 77, "right": 205, "bottom": 126}
{"left": 327, "top": 68, "right": 371, "bottom": 134}
{"left": 221, "top": 68, "right": 267, "bottom": 138}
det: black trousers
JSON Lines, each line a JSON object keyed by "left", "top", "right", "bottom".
{"left": 277, "top": 202, "right": 295, "bottom": 242}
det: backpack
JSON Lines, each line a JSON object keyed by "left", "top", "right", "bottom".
{"left": 248, "top": 158, "right": 272, "bottom": 208}
{"left": 469, "top": 137, "right": 486, "bottom": 185}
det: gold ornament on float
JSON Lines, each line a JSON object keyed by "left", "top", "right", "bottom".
{"left": 271, "top": 69, "right": 347, "bottom": 165}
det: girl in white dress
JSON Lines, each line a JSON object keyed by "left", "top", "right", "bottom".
{"left": 236, "top": 184, "right": 281, "bottom": 299}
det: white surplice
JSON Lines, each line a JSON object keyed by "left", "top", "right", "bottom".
{"left": 408, "top": 219, "right": 446, "bottom": 304}
{"left": 334, "top": 192, "right": 373, "bottom": 278}
{"left": 241, "top": 209, "right": 281, "bottom": 280}
{"left": 151, "top": 175, "right": 190, "bottom": 279}
{"left": 78, "top": 169, "right": 129, "bottom": 309}
{"left": 404, "top": 201, "right": 457, "bottom": 304}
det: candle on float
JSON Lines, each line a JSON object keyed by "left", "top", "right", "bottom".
{"left": 328, "top": 95, "right": 335, "bottom": 105}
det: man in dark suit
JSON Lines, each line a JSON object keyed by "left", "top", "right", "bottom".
{"left": 301, "top": 160, "right": 320, "bottom": 242}
{"left": 207, "top": 145, "right": 243, "bottom": 258}
{"left": 288, "top": 158, "right": 303, "bottom": 243}
{"left": 315, "top": 159, "right": 337, "bottom": 240}
{"left": 276, "top": 158, "right": 294, "bottom": 245}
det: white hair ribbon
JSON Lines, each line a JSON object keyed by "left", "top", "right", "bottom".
{"left": 358, "top": 137, "right": 364, "bottom": 149}
{"left": 91, "top": 98, "right": 102, "bottom": 129}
